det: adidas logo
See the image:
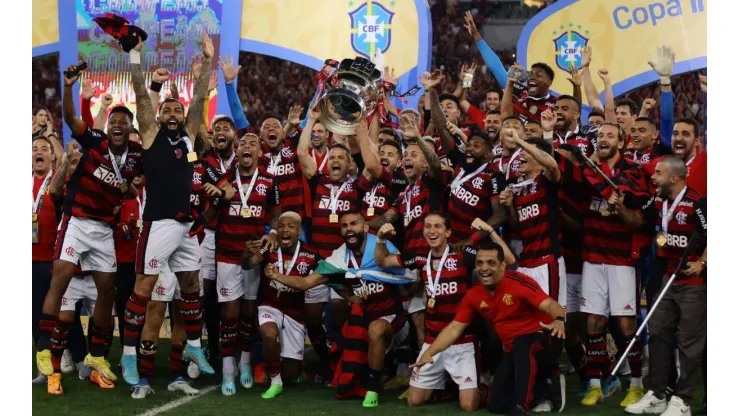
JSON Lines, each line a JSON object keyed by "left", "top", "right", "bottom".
{"left": 479, "top": 301, "right": 488, "bottom": 309}
{"left": 624, "top": 305, "right": 633, "bottom": 310}
{"left": 464, "top": 377, "right": 472, "bottom": 383}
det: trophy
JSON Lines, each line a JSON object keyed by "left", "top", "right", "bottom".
{"left": 317, "top": 57, "right": 383, "bottom": 135}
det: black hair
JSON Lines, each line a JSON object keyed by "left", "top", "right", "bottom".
{"left": 616, "top": 99, "right": 639, "bottom": 116}
{"left": 260, "top": 112, "right": 281, "bottom": 126}
{"left": 588, "top": 109, "right": 605, "bottom": 119}
{"left": 329, "top": 142, "right": 352, "bottom": 158}
{"left": 525, "top": 120, "right": 542, "bottom": 127}
{"left": 32, "top": 135, "right": 54, "bottom": 148}
{"left": 502, "top": 115, "right": 524, "bottom": 127}
{"left": 486, "top": 110, "right": 501, "bottom": 117}
{"left": 379, "top": 127, "right": 400, "bottom": 141}
{"left": 33, "top": 106, "right": 50, "bottom": 117}
{"left": 131, "top": 127, "right": 140, "bottom": 136}
{"left": 524, "top": 137, "right": 553, "bottom": 154}
{"left": 438, "top": 93, "right": 460, "bottom": 108}
{"left": 674, "top": 117, "right": 700, "bottom": 137}
{"left": 485, "top": 89, "right": 501, "bottom": 97}
{"left": 477, "top": 241, "right": 505, "bottom": 262}
{"left": 424, "top": 211, "right": 451, "bottom": 230}
{"left": 339, "top": 209, "right": 364, "bottom": 221}
{"left": 467, "top": 126, "right": 491, "bottom": 148}
{"left": 212, "top": 116, "right": 237, "bottom": 131}
{"left": 634, "top": 117, "right": 657, "bottom": 129}
{"left": 380, "top": 139, "right": 402, "bottom": 154}
{"left": 531, "top": 62, "right": 555, "bottom": 81}
{"left": 109, "top": 105, "right": 134, "bottom": 122}
{"left": 557, "top": 94, "right": 581, "bottom": 108}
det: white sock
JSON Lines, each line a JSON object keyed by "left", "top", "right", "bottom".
{"left": 187, "top": 339, "right": 201, "bottom": 348}
{"left": 123, "top": 345, "right": 137, "bottom": 355}
{"left": 223, "top": 356, "right": 235, "bottom": 374}
{"left": 589, "top": 378, "right": 601, "bottom": 388}
{"left": 631, "top": 377, "right": 643, "bottom": 388}
{"left": 271, "top": 373, "right": 283, "bottom": 386}
{"left": 240, "top": 352, "right": 251, "bottom": 366}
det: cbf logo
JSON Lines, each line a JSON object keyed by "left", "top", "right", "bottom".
{"left": 552, "top": 23, "right": 590, "bottom": 72}
{"left": 349, "top": 1, "right": 395, "bottom": 59}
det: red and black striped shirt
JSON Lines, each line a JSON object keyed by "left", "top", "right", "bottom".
{"left": 511, "top": 174, "right": 561, "bottom": 268}
{"left": 639, "top": 188, "right": 707, "bottom": 285}
{"left": 554, "top": 124, "right": 598, "bottom": 157}
{"left": 65, "top": 124, "right": 143, "bottom": 223}
{"left": 260, "top": 243, "right": 319, "bottom": 322}
{"left": 446, "top": 164, "right": 506, "bottom": 243}
{"left": 489, "top": 150, "right": 524, "bottom": 183}
{"left": 582, "top": 156, "right": 642, "bottom": 266}
{"left": 345, "top": 263, "right": 403, "bottom": 322}
{"left": 201, "top": 149, "right": 237, "bottom": 230}
{"left": 390, "top": 173, "right": 446, "bottom": 253}
{"left": 400, "top": 246, "right": 477, "bottom": 344}
{"left": 261, "top": 139, "right": 305, "bottom": 219}
{"left": 309, "top": 175, "right": 361, "bottom": 258}
{"left": 216, "top": 167, "right": 279, "bottom": 264}
{"left": 511, "top": 83, "right": 557, "bottom": 124}
{"left": 357, "top": 169, "right": 394, "bottom": 221}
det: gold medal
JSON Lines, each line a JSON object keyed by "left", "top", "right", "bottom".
{"left": 432, "top": 260, "right": 440, "bottom": 271}
{"left": 120, "top": 182, "right": 128, "bottom": 193}
{"left": 366, "top": 207, "right": 375, "bottom": 217}
{"left": 600, "top": 207, "right": 611, "bottom": 217}
{"left": 329, "top": 214, "right": 339, "bottom": 223}
{"left": 361, "top": 290, "right": 368, "bottom": 300}
{"left": 241, "top": 207, "right": 251, "bottom": 218}
{"left": 31, "top": 213, "right": 38, "bottom": 223}
{"left": 187, "top": 151, "right": 197, "bottom": 162}
{"left": 137, "top": 219, "right": 143, "bottom": 228}
{"left": 656, "top": 232, "right": 667, "bottom": 247}
{"left": 427, "top": 298, "right": 436, "bottom": 308}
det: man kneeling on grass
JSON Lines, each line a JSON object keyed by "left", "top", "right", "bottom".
{"left": 410, "top": 241, "right": 567, "bottom": 415}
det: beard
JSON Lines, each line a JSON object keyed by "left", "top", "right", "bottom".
{"left": 344, "top": 231, "right": 366, "bottom": 251}
{"left": 160, "top": 119, "right": 185, "bottom": 137}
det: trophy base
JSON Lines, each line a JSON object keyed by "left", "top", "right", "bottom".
{"left": 318, "top": 99, "right": 361, "bottom": 136}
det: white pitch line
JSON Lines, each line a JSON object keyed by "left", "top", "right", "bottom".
{"left": 136, "top": 384, "right": 219, "bottom": 416}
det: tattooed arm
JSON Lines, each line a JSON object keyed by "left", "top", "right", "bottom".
{"left": 129, "top": 39, "right": 159, "bottom": 149}
{"left": 418, "top": 137, "right": 442, "bottom": 181}
{"left": 185, "top": 31, "right": 215, "bottom": 140}
{"left": 428, "top": 88, "right": 456, "bottom": 154}
{"left": 368, "top": 210, "right": 400, "bottom": 231}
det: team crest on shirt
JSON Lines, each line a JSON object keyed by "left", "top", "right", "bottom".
{"left": 444, "top": 258, "right": 457, "bottom": 271}
{"left": 256, "top": 183, "right": 268, "bottom": 196}
{"left": 471, "top": 177, "right": 484, "bottom": 190}
{"left": 553, "top": 26, "right": 589, "bottom": 72}
{"left": 502, "top": 294, "right": 514, "bottom": 306}
{"left": 529, "top": 105, "right": 538, "bottom": 115}
{"left": 175, "top": 148, "right": 183, "bottom": 158}
{"left": 192, "top": 171, "right": 202, "bottom": 185}
{"left": 297, "top": 261, "right": 309, "bottom": 275}
{"left": 510, "top": 159, "right": 521, "bottom": 172}
{"left": 675, "top": 211, "right": 687, "bottom": 225}
{"left": 412, "top": 185, "right": 420, "bottom": 198}
{"left": 281, "top": 147, "right": 294, "bottom": 158}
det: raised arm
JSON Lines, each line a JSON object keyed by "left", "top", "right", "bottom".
{"left": 93, "top": 93, "right": 113, "bottom": 131}
{"left": 283, "top": 104, "right": 302, "bottom": 138}
{"left": 148, "top": 68, "right": 171, "bottom": 117}
{"left": 61, "top": 66, "right": 85, "bottom": 136}
{"left": 419, "top": 137, "right": 442, "bottom": 181}
{"left": 464, "top": 11, "right": 508, "bottom": 86}
{"left": 648, "top": 45, "right": 676, "bottom": 148}
{"left": 426, "top": 84, "right": 456, "bottom": 154}
{"left": 49, "top": 142, "right": 80, "bottom": 200}
{"left": 375, "top": 224, "right": 402, "bottom": 268}
{"left": 508, "top": 126, "right": 560, "bottom": 182}
{"left": 128, "top": 39, "right": 159, "bottom": 148}
{"left": 297, "top": 105, "right": 319, "bottom": 179}
{"left": 219, "top": 54, "right": 249, "bottom": 130}
{"left": 567, "top": 65, "right": 583, "bottom": 107}
{"left": 368, "top": 209, "right": 400, "bottom": 231}
{"left": 357, "top": 119, "right": 382, "bottom": 180}
{"left": 471, "top": 218, "right": 517, "bottom": 265}
{"left": 581, "top": 46, "right": 603, "bottom": 111}
{"left": 185, "top": 31, "right": 215, "bottom": 140}
{"left": 597, "top": 69, "right": 616, "bottom": 123}
{"left": 500, "top": 65, "right": 521, "bottom": 119}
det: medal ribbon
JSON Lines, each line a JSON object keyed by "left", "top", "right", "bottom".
{"left": 346, "top": 249, "right": 367, "bottom": 295}
{"left": 450, "top": 163, "right": 488, "bottom": 191}
{"left": 277, "top": 242, "right": 301, "bottom": 275}
{"left": 662, "top": 186, "right": 687, "bottom": 234}
{"left": 425, "top": 245, "right": 450, "bottom": 302}
{"left": 367, "top": 181, "right": 382, "bottom": 209}
{"left": 329, "top": 181, "right": 349, "bottom": 215}
{"left": 107, "top": 145, "right": 129, "bottom": 186}
{"left": 268, "top": 152, "right": 281, "bottom": 175}
{"left": 236, "top": 168, "right": 260, "bottom": 213}
{"left": 312, "top": 149, "right": 328, "bottom": 172}
{"left": 32, "top": 170, "right": 53, "bottom": 215}
{"left": 498, "top": 148, "right": 522, "bottom": 180}
{"left": 218, "top": 152, "right": 236, "bottom": 173}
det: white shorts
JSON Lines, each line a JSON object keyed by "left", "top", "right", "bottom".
{"left": 517, "top": 257, "right": 567, "bottom": 310}
{"left": 217, "top": 262, "right": 260, "bottom": 302}
{"left": 566, "top": 273, "right": 582, "bottom": 313}
{"left": 151, "top": 263, "right": 181, "bottom": 302}
{"left": 55, "top": 215, "right": 116, "bottom": 273}
{"left": 199, "top": 229, "right": 217, "bottom": 281}
{"left": 581, "top": 261, "right": 637, "bottom": 317}
{"left": 257, "top": 305, "right": 306, "bottom": 360}
{"left": 304, "top": 285, "right": 343, "bottom": 304}
{"left": 60, "top": 274, "right": 97, "bottom": 315}
{"left": 137, "top": 220, "right": 201, "bottom": 275}
{"left": 410, "top": 342, "right": 478, "bottom": 390}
